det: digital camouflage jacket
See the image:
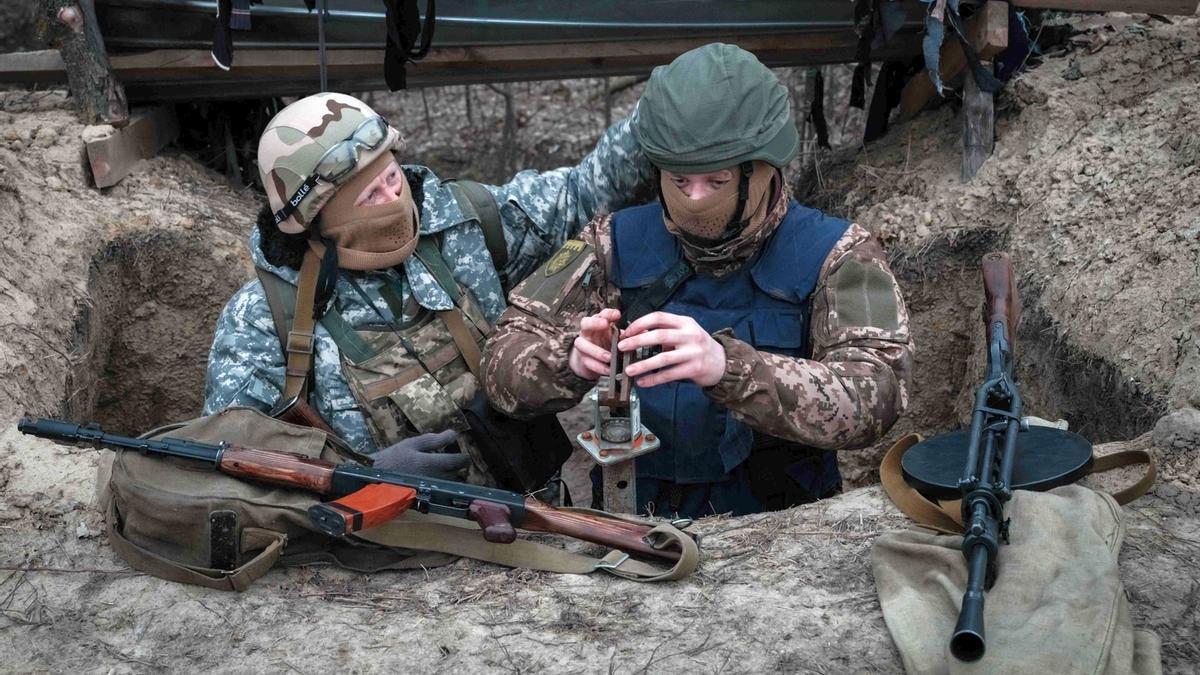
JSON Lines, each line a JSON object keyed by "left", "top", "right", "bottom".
{"left": 203, "top": 113, "right": 654, "bottom": 454}
{"left": 482, "top": 212, "right": 915, "bottom": 453}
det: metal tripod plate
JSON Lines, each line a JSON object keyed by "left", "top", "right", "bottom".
{"left": 901, "top": 426, "right": 1095, "bottom": 500}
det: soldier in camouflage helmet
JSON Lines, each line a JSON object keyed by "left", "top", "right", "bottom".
{"left": 204, "top": 91, "right": 655, "bottom": 486}
{"left": 482, "top": 44, "right": 914, "bottom": 518}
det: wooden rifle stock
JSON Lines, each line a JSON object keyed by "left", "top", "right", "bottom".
{"left": 981, "top": 252, "right": 1018, "bottom": 347}
{"left": 270, "top": 394, "right": 337, "bottom": 436}
{"left": 218, "top": 445, "right": 336, "bottom": 493}
{"left": 521, "top": 499, "right": 681, "bottom": 562}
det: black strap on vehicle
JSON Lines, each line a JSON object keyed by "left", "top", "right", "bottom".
{"left": 621, "top": 258, "right": 695, "bottom": 324}
{"left": 864, "top": 61, "right": 908, "bottom": 143}
{"left": 809, "top": 69, "right": 831, "bottom": 150}
{"left": 850, "top": 0, "right": 879, "bottom": 109}
{"left": 384, "top": 0, "right": 437, "bottom": 90}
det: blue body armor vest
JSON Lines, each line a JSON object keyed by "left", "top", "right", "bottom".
{"left": 607, "top": 201, "right": 849, "bottom": 517}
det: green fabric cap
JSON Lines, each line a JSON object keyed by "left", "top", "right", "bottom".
{"left": 635, "top": 43, "right": 799, "bottom": 174}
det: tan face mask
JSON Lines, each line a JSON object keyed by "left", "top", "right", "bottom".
{"left": 660, "top": 160, "right": 777, "bottom": 242}
{"left": 308, "top": 152, "right": 420, "bottom": 271}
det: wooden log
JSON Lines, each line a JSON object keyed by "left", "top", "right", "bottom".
{"left": 899, "top": 0, "right": 1009, "bottom": 119}
{"left": 82, "top": 105, "right": 178, "bottom": 188}
{"left": 1010, "top": 0, "right": 1198, "bottom": 14}
{"left": 35, "top": 0, "right": 128, "bottom": 127}
{"left": 961, "top": 61, "right": 996, "bottom": 182}
{"left": 0, "top": 29, "right": 924, "bottom": 101}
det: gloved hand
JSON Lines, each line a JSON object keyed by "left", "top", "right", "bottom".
{"left": 371, "top": 430, "right": 468, "bottom": 480}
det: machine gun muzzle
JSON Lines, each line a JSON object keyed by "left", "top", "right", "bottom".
{"left": 949, "top": 544, "right": 989, "bottom": 661}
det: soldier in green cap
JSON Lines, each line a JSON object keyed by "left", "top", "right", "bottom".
{"left": 482, "top": 43, "right": 915, "bottom": 518}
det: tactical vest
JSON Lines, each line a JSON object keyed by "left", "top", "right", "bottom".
{"left": 257, "top": 182, "right": 571, "bottom": 493}
{"left": 258, "top": 240, "right": 488, "bottom": 440}
{"left": 609, "top": 201, "right": 849, "bottom": 515}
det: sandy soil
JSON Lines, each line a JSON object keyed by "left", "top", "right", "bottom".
{"left": 0, "top": 10, "right": 1198, "bottom": 674}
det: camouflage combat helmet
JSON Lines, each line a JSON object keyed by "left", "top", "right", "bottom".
{"left": 258, "top": 93, "right": 403, "bottom": 234}
{"left": 635, "top": 43, "right": 799, "bottom": 174}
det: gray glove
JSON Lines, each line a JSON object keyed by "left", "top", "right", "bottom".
{"left": 371, "top": 430, "right": 468, "bottom": 480}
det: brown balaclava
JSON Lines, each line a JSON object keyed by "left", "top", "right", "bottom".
{"left": 308, "top": 152, "right": 420, "bottom": 271}
{"left": 661, "top": 160, "right": 784, "bottom": 276}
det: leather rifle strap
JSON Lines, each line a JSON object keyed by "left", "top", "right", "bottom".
{"left": 879, "top": 433, "right": 964, "bottom": 534}
{"left": 1090, "top": 448, "right": 1157, "bottom": 505}
{"left": 283, "top": 250, "right": 322, "bottom": 401}
{"left": 438, "top": 309, "right": 483, "bottom": 379}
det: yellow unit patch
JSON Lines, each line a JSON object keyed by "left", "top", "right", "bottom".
{"left": 545, "top": 240, "right": 587, "bottom": 276}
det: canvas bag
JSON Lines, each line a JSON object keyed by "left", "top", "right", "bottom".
{"left": 872, "top": 434, "right": 1162, "bottom": 673}
{"left": 96, "top": 407, "right": 699, "bottom": 591}
{"left": 871, "top": 486, "right": 1161, "bottom": 674}
{"left": 95, "top": 407, "right": 456, "bottom": 591}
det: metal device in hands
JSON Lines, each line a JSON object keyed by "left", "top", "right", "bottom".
{"left": 18, "top": 416, "right": 684, "bottom": 563}
{"left": 577, "top": 324, "right": 661, "bottom": 513}
{"left": 899, "top": 252, "right": 1093, "bottom": 662}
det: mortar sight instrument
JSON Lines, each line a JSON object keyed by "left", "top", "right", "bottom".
{"left": 576, "top": 324, "right": 661, "bottom": 514}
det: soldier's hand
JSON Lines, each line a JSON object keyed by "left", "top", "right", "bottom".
{"left": 569, "top": 308, "right": 621, "bottom": 380}
{"left": 619, "top": 311, "right": 727, "bottom": 388}
{"left": 372, "top": 430, "right": 469, "bottom": 480}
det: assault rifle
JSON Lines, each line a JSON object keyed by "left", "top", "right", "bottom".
{"left": 899, "top": 252, "right": 1094, "bottom": 661}
{"left": 18, "top": 417, "right": 686, "bottom": 563}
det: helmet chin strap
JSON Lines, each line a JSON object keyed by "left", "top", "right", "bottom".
{"left": 726, "top": 160, "right": 754, "bottom": 238}
{"left": 309, "top": 218, "right": 340, "bottom": 321}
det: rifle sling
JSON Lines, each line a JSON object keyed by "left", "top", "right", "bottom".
{"left": 283, "top": 250, "right": 322, "bottom": 401}
{"left": 354, "top": 509, "right": 700, "bottom": 582}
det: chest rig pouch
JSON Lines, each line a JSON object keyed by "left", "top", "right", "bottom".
{"left": 258, "top": 222, "right": 571, "bottom": 494}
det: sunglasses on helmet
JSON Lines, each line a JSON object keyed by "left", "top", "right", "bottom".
{"left": 272, "top": 116, "right": 391, "bottom": 226}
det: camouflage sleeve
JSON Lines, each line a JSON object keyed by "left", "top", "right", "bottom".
{"left": 705, "top": 224, "right": 914, "bottom": 449}
{"left": 489, "top": 108, "right": 656, "bottom": 286}
{"left": 202, "top": 280, "right": 286, "bottom": 415}
{"left": 482, "top": 216, "right": 620, "bottom": 419}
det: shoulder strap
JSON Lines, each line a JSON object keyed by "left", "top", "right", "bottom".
{"left": 621, "top": 258, "right": 694, "bottom": 324}
{"left": 438, "top": 309, "right": 483, "bottom": 378}
{"left": 411, "top": 235, "right": 487, "bottom": 376}
{"left": 413, "top": 236, "right": 463, "bottom": 303}
{"left": 281, "top": 250, "right": 323, "bottom": 401}
{"left": 1092, "top": 448, "right": 1157, "bottom": 505}
{"left": 254, "top": 267, "right": 293, "bottom": 357}
{"left": 449, "top": 180, "right": 507, "bottom": 272}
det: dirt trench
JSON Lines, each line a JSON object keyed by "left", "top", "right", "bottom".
{"left": 1, "top": 12, "right": 1199, "bottom": 673}
{"left": 62, "top": 229, "right": 243, "bottom": 432}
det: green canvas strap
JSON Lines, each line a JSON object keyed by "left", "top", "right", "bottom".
{"left": 448, "top": 180, "right": 508, "bottom": 273}
{"left": 255, "top": 266, "right": 377, "bottom": 367}
{"left": 413, "top": 236, "right": 463, "bottom": 303}
{"left": 354, "top": 509, "right": 700, "bottom": 582}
